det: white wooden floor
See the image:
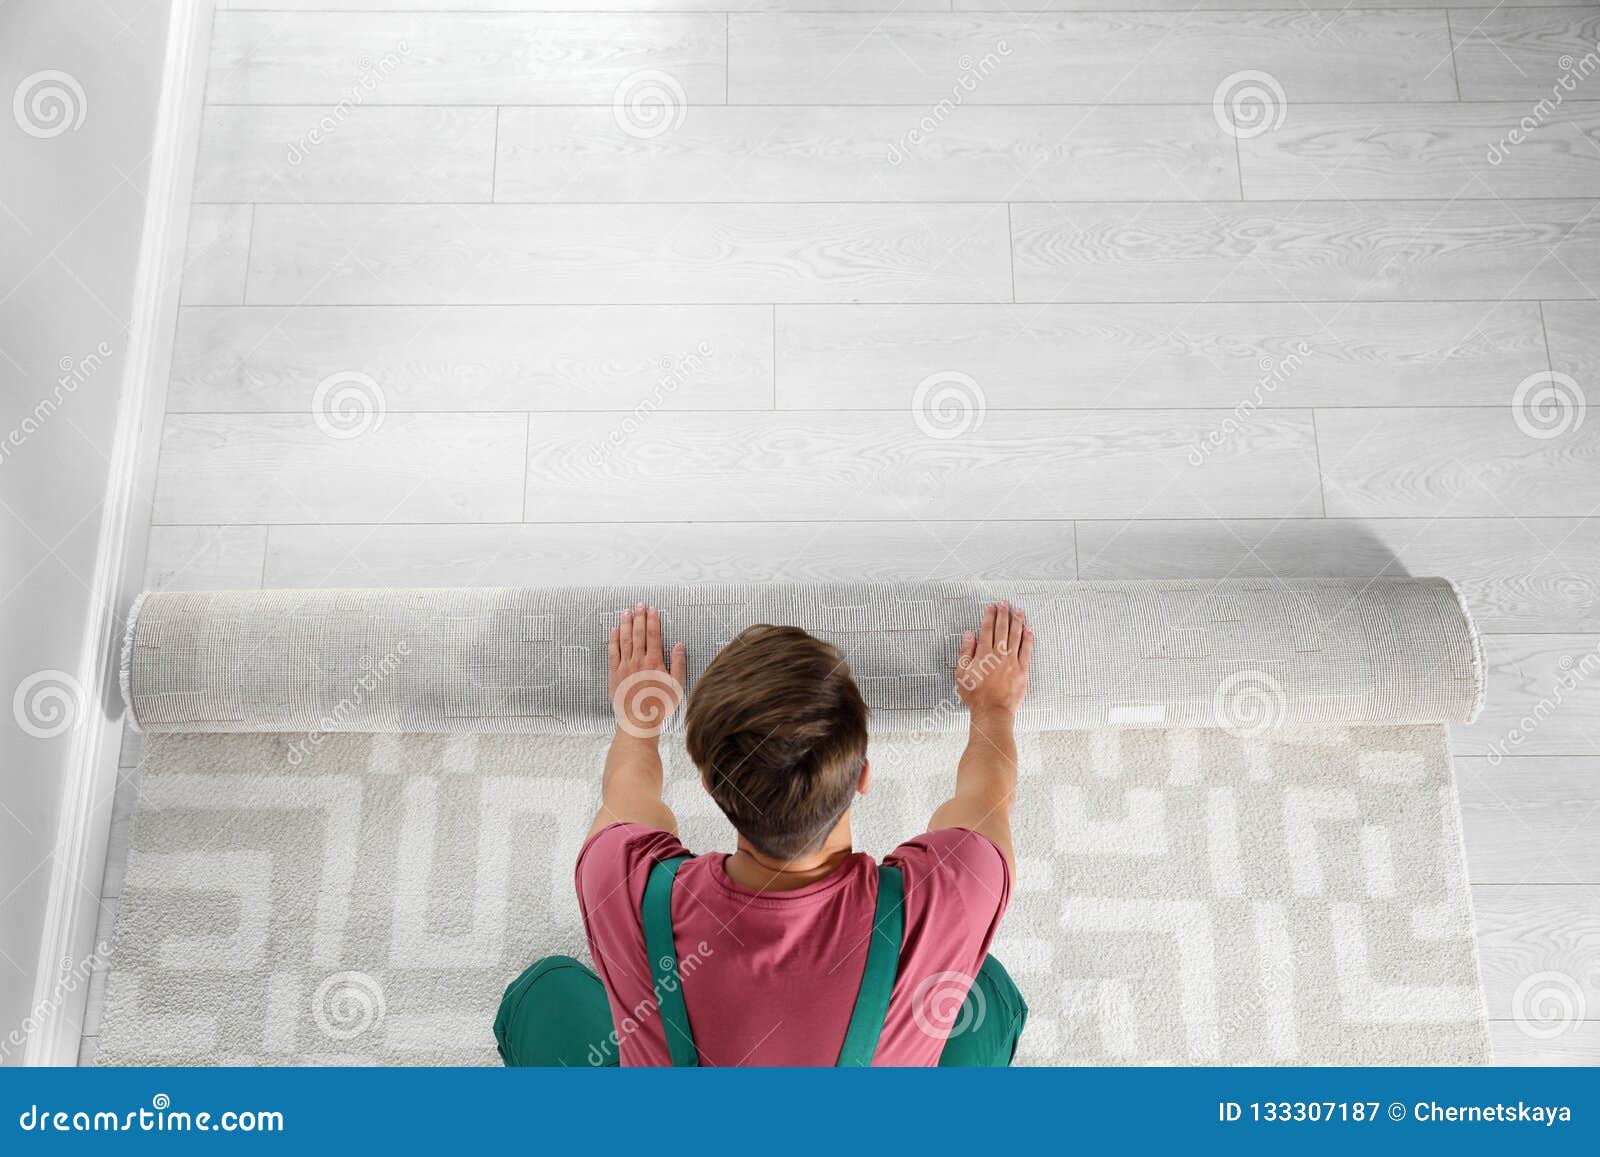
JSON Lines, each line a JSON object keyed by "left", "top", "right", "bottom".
{"left": 82, "top": 0, "right": 1600, "bottom": 1064}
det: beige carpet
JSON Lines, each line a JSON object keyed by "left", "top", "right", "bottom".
{"left": 98, "top": 723, "right": 1488, "bottom": 1065}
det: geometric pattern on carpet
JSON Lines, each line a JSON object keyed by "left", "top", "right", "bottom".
{"left": 97, "top": 724, "right": 1488, "bottom": 1065}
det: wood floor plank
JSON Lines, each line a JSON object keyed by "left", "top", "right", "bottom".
{"left": 494, "top": 105, "right": 1238, "bottom": 202}
{"left": 728, "top": 12, "right": 1456, "bottom": 104}
{"left": 1489, "top": 1019, "right": 1600, "bottom": 1064}
{"left": 142, "top": 525, "right": 269, "bottom": 590}
{"left": 520, "top": 410, "right": 1321, "bottom": 522}
{"left": 1458, "top": 758, "right": 1600, "bottom": 882}
{"left": 98, "top": 770, "right": 142, "bottom": 903}
{"left": 170, "top": 305, "right": 772, "bottom": 412}
{"left": 1452, "top": 7, "right": 1600, "bottom": 101}
{"left": 1474, "top": 886, "right": 1600, "bottom": 1021}
{"left": 1011, "top": 201, "right": 1600, "bottom": 302}
{"left": 210, "top": 0, "right": 1559, "bottom": 8}
{"left": 1453, "top": 634, "right": 1600, "bottom": 759}
{"left": 1074, "top": 518, "right": 1600, "bottom": 633}
{"left": 246, "top": 203, "right": 1015, "bottom": 304}
{"left": 777, "top": 301, "right": 1546, "bottom": 409}
{"left": 78, "top": 898, "right": 118, "bottom": 1041}
{"left": 263, "top": 520, "right": 1079, "bottom": 587}
{"left": 179, "top": 204, "right": 251, "bottom": 306}
{"left": 218, "top": 0, "right": 948, "bottom": 9}
{"left": 193, "top": 107, "right": 497, "bottom": 203}
{"left": 1239, "top": 104, "right": 1600, "bottom": 199}
{"left": 1316, "top": 408, "right": 1600, "bottom": 518}
{"left": 957, "top": 0, "right": 1571, "bottom": 7}
{"left": 207, "top": 12, "right": 727, "bottom": 105}
{"left": 153, "top": 413, "right": 528, "bottom": 524}
{"left": 1545, "top": 300, "right": 1600, "bottom": 391}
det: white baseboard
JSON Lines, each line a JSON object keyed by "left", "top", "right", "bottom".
{"left": 23, "top": 0, "right": 215, "bottom": 1067}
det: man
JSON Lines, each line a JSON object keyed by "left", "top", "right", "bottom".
{"left": 495, "top": 600, "right": 1031, "bottom": 1067}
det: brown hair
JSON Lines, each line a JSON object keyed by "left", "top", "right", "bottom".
{"left": 685, "top": 625, "right": 869, "bottom": 860}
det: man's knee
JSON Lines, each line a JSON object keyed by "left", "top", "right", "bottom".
{"left": 494, "top": 955, "right": 617, "bottom": 1067}
{"left": 936, "top": 956, "right": 1028, "bottom": 1067}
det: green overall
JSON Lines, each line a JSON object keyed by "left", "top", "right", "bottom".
{"left": 495, "top": 856, "right": 1027, "bottom": 1067}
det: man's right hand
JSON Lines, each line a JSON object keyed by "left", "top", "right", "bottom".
{"left": 956, "top": 600, "right": 1033, "bottom": 716}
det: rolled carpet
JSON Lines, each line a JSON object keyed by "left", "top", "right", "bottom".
{"left": 121, "top": 578, "right": 1482, "bottom": 735}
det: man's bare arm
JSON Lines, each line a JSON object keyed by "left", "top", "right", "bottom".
{"left": 928, "top": 601, "right": 1032, "bottom": 875}
{"left": 586, "top": 603, "right": 688, "bottom": 841}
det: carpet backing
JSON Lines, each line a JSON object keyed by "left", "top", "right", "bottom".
{"left": 122, "top": 579, "right": 1483, "bottom": 735}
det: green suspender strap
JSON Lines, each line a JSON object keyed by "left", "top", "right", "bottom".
{"left": 642, "top": 856, "right": 905, "bottom": 1068}
{"left": 835, "top": 864, "right": 906, "bottom": 1068}
{"left": 642, "top": 854, "right": 699, "bottom": 1068}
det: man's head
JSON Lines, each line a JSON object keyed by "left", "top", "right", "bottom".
{"left": 686, "top": 625, "right": 869, "bottom": 861}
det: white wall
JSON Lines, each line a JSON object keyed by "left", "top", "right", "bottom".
{"left": 0, "top": 0, "right": 176, "bottom": 1062}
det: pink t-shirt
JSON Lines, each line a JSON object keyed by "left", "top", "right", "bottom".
{"left": 575, "top": 822, "right": 1010, "bottom": 1066}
